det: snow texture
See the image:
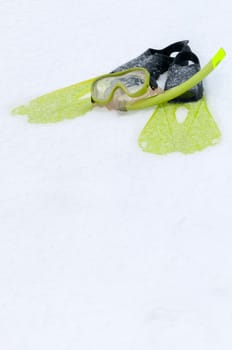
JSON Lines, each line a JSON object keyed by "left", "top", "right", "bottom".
{"left": 0, "top": 0, "right": 232, "bottom": 349}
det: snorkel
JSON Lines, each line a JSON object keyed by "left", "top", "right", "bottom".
{"left": 126, "top": 48, "right": 226, "bottom": 110}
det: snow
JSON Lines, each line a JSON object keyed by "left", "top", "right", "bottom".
{"left": 0, "top": 0, "right": 232, "bottom": 349}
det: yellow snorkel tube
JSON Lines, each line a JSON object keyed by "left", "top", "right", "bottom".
{"left": 126, "top": 48, "right": 226, "bottom": 110}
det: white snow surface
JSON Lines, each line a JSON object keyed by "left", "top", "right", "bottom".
{"left": 0, "top": 0, "right": 232, "bottom": 349}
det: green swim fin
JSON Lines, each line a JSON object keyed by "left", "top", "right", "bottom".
{"left": 138, "top": 47, "right": 223, "bottom": 155}
{"left": 12, "top": 77, "right": 95, "bottom": 123}
{"left": 138, "top": 98, "right": 221, "bottom": 155}
{"left": 10, "top": 42, "right": 198, "bottom": 123}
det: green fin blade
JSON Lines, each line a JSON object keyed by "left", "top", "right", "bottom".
{"left": 138, "top": 98, "right": 221, "bottom": 155}
{"left": 12, "top": 78, "right": 95, "bottom": 123}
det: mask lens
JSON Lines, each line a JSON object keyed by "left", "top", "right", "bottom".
{"left": 92, "top": 69, "right": 147, "bottom": 103}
